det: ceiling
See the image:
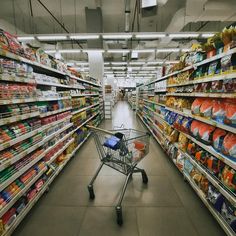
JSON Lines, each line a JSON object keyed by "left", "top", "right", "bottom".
{"left": 0, "top": 0, "right": 235, "bottom": 82}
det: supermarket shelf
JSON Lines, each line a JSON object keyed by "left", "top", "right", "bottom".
{"left": 0, "top": 74, "right": 35, "bottom": 84}
{"left": 46, "top": 138, "right": 74, "bottom": 165}
{"left": 146, "top": 47, "right": 236, "bottom": 86}
{"left": 0, "top": 167, "right": 47, "bottom": 218}
{"left": 166, "top": 123, "right": 236, "bottom": 170}
{"left": 0, "top": 129, "right": 93, "bottom": 236}
{"left": 0, "top": 150, "right": 46, "bottom": 192}
{"left": 165, "top": 106, "right": 236, "bottom": 134}
{"left": 71, "top": 93, "right": 99, "bottom": 97}
{"left": 71, "top": 103, "right": 99, "bottom": 115}
{"left": 43, "top": 122, "right": 73, "bottom": 143}
{"left": 0, "top": 140, "right": 44, "bottom": 172}
{"left": 143, "top": 99, "right": 165, "bottom": 107}
{"left": 38, "top": 96, "right": 71, "bottom": 102}
{"left": 0, "top": 111, "right": 40, "bottom": 126}
{"left": 42, "top": 115, "right": 72, "bottom": 131}
{"left": 137, "top": 113, "right": 163, "bottom": 146}
{"left": 0, "top": 98, "right": 37, "bottom": 105}
{"left": 0, "top": 127, "right": 43, "bottom": 151}
{"left": 166, "top": 71, "right": 236, "bottom": 88}
{"left": 184, "top": 152, "right": 236, "bottom": 206}
{"left": 70, "top": 75, "right": 101, "bottom": 87}
{"left": 0, "top": 49, "right": 66, "bottom": 76}
{"left": 40, "top": 107, "right": 72, "bottom": 118}
{"left": 73, "top": 113, "right": 99, "bottom": 132}
{"left": 71, "top": 133, "right": 91, "bottom": 157}
{"left": 184, "top": 172, "right": 235, "bottom": 236}
{"left": 166, "top": 92, "right": 236, "bottom": 98}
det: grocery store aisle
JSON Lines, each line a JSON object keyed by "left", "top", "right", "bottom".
{"left": 13, "top": 101, "right": 226, "bottom": 236}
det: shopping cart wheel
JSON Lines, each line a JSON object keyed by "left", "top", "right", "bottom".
{"left": 116, "top": 206, "right": 123, "bottom": 226}
{"left": 88, "top": 185, "right": 95, "bottom": 199}
{"left": 141, "top": 170, "right": 148, "bottom": 184}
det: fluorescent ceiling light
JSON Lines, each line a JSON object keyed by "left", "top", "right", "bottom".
{"left": 69, "top": 34, "right": 99, "bottom": 40}
{"left": 165, "top": 60, "right": 179, "bottom": 64}
{"left": 147, "top": 61, "right": 163, "bottom": 65}
{"left": 157, "top": 48, "right": 180, "bottom": 53}
{"left": 128, "top": 67, "right": 140, "bottom": 70}
{"left": 104, "top": 62, "right": 110, "bottom": 65}
{"left": 44, "top": 50, "right": 56, "bottom": 53}
{"left": 112, "top": 62, "right": 127, "bottom": 65}
{"left": 135, "top": 33, "right": 166, "bottom": 39}
{"left": 59, "top": 49, "right": 81, "bottom": 53}
{"left": 181, "top": 48, "right": 191, "bottom": 52}
{"left": 142, "top": 67, "right": 156, "bottom": 70}
{"left": 76, "top": 62, "right": 89, "bottom": 65}
{"left": 83, "top": 49, "right": 104, "bottom": 53}
{"left": 133, "top": 49, "right": 155, "bottom": 53}
{"left": 112, "top": 67, "right": 126, "bottom": 70}
{"left": 201, "top": 33, "right": 215, "bottom": 38}
{"left": 17, "top": 36, "right": 35, "bottom": 41}
{"left": 37, "top": 35, "right": 67, "bottom": 40}
{"left": 107, "top": 49, "right": 130, "bottom": 53}
{"left": 169, "top": 33, "right": 199, "bottom": 38}
{"left": 129, "top": 62, "right": 145, "bottom": 65}
{"left": 103, "top": 34, "right": 132, "bottom": 39}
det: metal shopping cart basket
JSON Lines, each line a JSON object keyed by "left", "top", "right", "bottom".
{"left": 86, "top": 125, "right": 150, "bottom": 225}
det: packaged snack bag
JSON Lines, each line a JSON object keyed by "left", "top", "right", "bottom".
{"left": 212, "top": 128, "right": 227, "bottom": 151}
{"left": 220, "top": 165, "right": 236, "bottom": 193}
{"left": 178, "top": 133, "right": 188, "bottom": 151}
{"left": 224, "top": 100, "right": 236, "bottom": 127}
{"left": 221, "top": 199, "right": 236, "bottom": 233}
{"left": 212, "top": 100, "right": 226, "bottom": 123}
{"left": 200, "top": 99, "right": 213, "bottom": 118}
{"left": 222, "top": 133, "right": 236, "bottom": 158}
{"left": 207, "top": 184, "right": 224, "bottom": 212}
{"left": 190, "top": 120, "right": 202, "bottom": 137}
{"left": 191, "top": 98, "right": 204, "bottom": 115}
{"left": 198, "top": 123, "right": 215, "bottom": 144}
{"left": 207, "top": 156, "right": 225, "bottom": 177}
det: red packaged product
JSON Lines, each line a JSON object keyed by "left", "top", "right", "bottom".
{"left": 222, "top": 133, "right": 236, "bottom": 158}
{"left": 200, "top": 99, "right": 213, "bottom": 118}
{"left": 212, "top": 128, "right": 227, "bottom": 151}
{"left": 191, "top": 98, "right": 205, "bottom": 115}
{"left": 198, "top": 123, "right": 215, "bottom": 144}
{"left": 224, "top": 99, "right": 236, "bottom": 126}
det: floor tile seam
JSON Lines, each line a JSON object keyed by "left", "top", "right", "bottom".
{"left": 75, "top": 206, "right": 89, "bottom": 236}
{"left": 41, "top": 203, "right": 184, "bottom": 208}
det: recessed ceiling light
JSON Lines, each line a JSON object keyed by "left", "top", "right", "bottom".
{"left": 44, "top": 50, "right": 56, "bottom": 53}
{"left": 17, "top": 36, "right": 35, "bottom": 41}
{"left": 107, "top": 49, "right": 130, "bottom": 53}
{"left": 135, "top": 33, "right": 166, "bottom": 39}
{"left": 129, "top": 62, "right": 145, "bottom": 65}
{"left": 201, "top": 33, "right": 215, "bottom": 38}
{"left": 59, "top": 49, "right": 81, "bottom": 53}
{"left": 37, "top": 35, "right": 67, "bottom": 40}
{"left": 69, "top": 34, "right": 99, "bottom": 40}
{"left": 112, "top": 62, "right": 128, "bottom": 65}
{"left": 168, "top": 33, "right": 199, "bottom": 38}
{"left": 157, "top": 48, "right": 180, "bottom": 53}
{"left": 103, "top": 34, "right": 132, "bottom": 39}
{"left": 132, "top": 49, "right": 155, "bottom": 53}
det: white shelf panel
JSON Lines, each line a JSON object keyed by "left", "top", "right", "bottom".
{"left": 167, "top": 72, "right": 236, "bottom": 88}
{"left": 40, "top": 107, "right": 72, "bottom": 118}
{"left": 71, "top": 103, "right": 99, "bottom": 115}
{"left": 165, "top": 107, "right": 236, "bottom": 134}
{"left": 184, "top": 173, "right": 235, "bottom": 236}
{"left": 0, "top": 74, "right": 35, "bottom": 84}
{"left": 167, "top": 92, "right": 236, "bottom": 98}
{"left": 0, "top": 127, "right": 43, "bottom": 151}
{"left": 0, "top": 111, "right": 39, "bottom": 126}
{"left": 71, "top": 93, "right": 99, "bottom": 97}
{"left": 0, "top": 167, "right": 47, "bottom": 218}
{"left": 0, "top": 49, "right": 66, "bottom": 76}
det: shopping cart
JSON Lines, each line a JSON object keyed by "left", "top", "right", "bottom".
{"left": 86, "top": 125, "right": 150, "bottom": 225}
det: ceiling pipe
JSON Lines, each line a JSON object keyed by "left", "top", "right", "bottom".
{"left": 123, "top": 0, "right": 130, "bottom": 62}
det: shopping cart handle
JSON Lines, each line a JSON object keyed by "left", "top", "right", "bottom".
{"left": 86, "top": 125, "right": 115, "bottom": 135}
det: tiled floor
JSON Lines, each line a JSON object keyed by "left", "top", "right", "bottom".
{"left": 13, "top": 101, "right": 226, "bottom": 236}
